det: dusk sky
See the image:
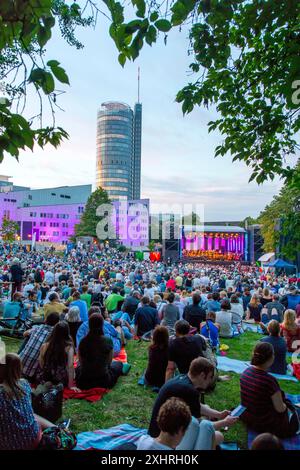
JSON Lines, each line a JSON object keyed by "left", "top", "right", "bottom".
{"left": 0, "top": 6, "right": 285, "bottom": 220}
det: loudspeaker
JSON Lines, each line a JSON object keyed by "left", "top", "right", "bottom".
{"left": 162, "top": 239, "right": 180, "bottom": 262}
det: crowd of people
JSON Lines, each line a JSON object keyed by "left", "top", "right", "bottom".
{"left": 0, "top": 242, "right": 300, "bottom": 450}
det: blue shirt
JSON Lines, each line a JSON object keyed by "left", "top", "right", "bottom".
{"left": 70, "top": 299, "right": 88, "bottom": 322}
{"left": 260, "top": 336, "right": 287, "bottom": 375}
{"left": 200, "top": 320, "right": 220, "bottom": 348}
{"left": 76, "top": 320, "right": 121, "bottom": 356}
{"left": 205, "top": 300, "right": 221, "bottom": 313}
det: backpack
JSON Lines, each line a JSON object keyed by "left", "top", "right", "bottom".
{"left": 32, "top": 382, "right": 63, "bottom": 423}
{"left": 38, "top": 425, "right": 77, "bottom": 450}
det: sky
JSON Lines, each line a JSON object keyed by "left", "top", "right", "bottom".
{"left": 0, "top": 4, "right": 284, "bottom": 221}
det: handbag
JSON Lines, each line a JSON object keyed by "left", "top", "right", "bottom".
{"left": 38, "top": 425, "right": 77, "bottom": 450}
{"left": 32, "top": 381, "right": 64, "bottom": 423}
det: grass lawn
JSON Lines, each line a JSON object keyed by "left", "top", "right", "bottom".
{"left": 2, "top": 332, "right": 299, "bottom": 450}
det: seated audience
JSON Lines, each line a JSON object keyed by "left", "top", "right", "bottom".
{"left": 145, "top": 326, "right": 169, "bottom": 388}
{"left": 0, "top": 354, "right": 54, "bottom": 450}
{"left": 251, "top": 433, "right": 284, "bottom": 450}
{"left": 65, "top": 306, "right": 82, "bottom": 346}
{"left": 37, "top": 321, "right": 76, "bottom": 389}
{"left": 240, "top": 342, "right": 299, "bottom": 437}
{"left": 200, "top": 312, "right": 220, "bottom": 349}
{"left": 148, "top": 357, "right": 238, "bottom": 449}
{"left": 75, "top": 314, "right": 124, "bottom": 390}
{"left": 280, "top": 309, "right": 300, "bottom": 352}
{"left": 160, "top": 293, "right": 180, "bottom": 336}
{"left": 43, "top": 292, "right": 67, "bottom": 319}
{"left": 205, "top": 292, "right": 221, "bottom": 313}
{"left": 137, "top": 398, "right": 191, "bottom": 450}
{"left": 183, "top": 293, "right": 206, "bottom": 332}
{"left": 69, "top": 291, "right": 88, "bottom": 322}
{"left": 216, "top": 299, "right": 233, "bottom": 338}
{"left": 76, "top": 306, "right": 121, "bottom": 357}
{"left": 134, "top": 296, "right": 160, "bottom": 337}
{"left": 165, "top": 320, "right": 207, "bottom": 381}
{"left": 265, "top": 294, "right": 285, "bottom": 322}
{"left": 19, "top": 312, "right": 60, "bottom": 382}
{"left": 260, "top": 320, "right": 287, "bottom": 375}
{"left": 246, "top": 294, "right": 263, "bottom": 323}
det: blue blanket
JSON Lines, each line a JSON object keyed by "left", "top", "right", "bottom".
{"left": 75, "top": 424, "right": 147, "bottom": 450}
{"left": 248, "top": 394, "right": 300, "bottom": 450}
{"left": 217, "top": 356, "right": 298, "bottom": 382}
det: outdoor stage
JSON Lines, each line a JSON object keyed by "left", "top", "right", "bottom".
{"left": 181, "top": 225, "right": 247, "bottom": 263}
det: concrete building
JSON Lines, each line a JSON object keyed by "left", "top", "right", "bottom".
{"left": 0, "top": 177, "right": 91, "bottom": 244}
{"left": 113, "top": 199, "right": 149, "bottom": 250}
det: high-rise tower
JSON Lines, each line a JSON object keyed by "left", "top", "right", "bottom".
{"left": 96, "top": 101, "right": 142, "bottom": 200}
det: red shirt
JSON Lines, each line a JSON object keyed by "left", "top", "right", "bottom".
{"left": 166, "top": 279, "right": 176, "bottom": 291}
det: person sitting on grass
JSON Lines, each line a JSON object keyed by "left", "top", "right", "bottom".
{"left": 65, "top": 306, "right": 82, "bottom": 347}
{"left": 43, "top": 292, "right": 68, "bottom": 320}
{"left": 19, "top": 312, "right": 60, "bottom": 383}
{"left": 260, "top": 320, "right": 287, "bottom": 375}
{"left": 240, "top": 342, "right": 299, "bottom": 438}
{"left": 280, "top": 309, "right": 300, "bottom": 353}
{"left": 245, "top": 294, "right": 263, "bottom": 323}
{"left": 137, "top": 397, "right": 191, "bottom": 450}
{"left": 134, "top": 296, "right": 160, "bottom": 338}
{"left": 215, "top": 299, "right": 234, "bottom": 338}
{"left": 36, "top": 321, "right": 78, "bottom": 390}
{"left": 182, "top": 293, "right": 206, "bottom": 332}
{"left": 165, "top": 320, "right": 207, "bottom": 381}
{"left": 200, "top": 311, "right": 220, "bottom": 350}
{"left": 75, "top": 314, "right": 128, "bottom": 390}
{"left": 69, "top": 291, "right": 88, "bottom": 322}
{"left": 160, "top": 293, "right": 180, "bottom": 336}
{"left": 0, "top": 353, "right": 54, "bottom": 450}
{"left": 251, "top": 433, "right": 285, "bottom": 450}
{"left": 148, "top": 357, "right": 238, "bottom": 449}
{"left": 144, "top": 326, "right": 169, "bottom": 388}
{"left": 76, "top": 306, "right": 121, "bottom": 357}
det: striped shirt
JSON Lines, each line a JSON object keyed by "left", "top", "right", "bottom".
{"left": 240, "top": 366, "right": 280, "bottom": 430}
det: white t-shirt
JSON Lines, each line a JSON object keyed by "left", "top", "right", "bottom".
{"left": 136, "top": 435, "right": 172, "bottom": 450}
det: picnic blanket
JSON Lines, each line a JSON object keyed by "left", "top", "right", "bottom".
{"left": 217, "top": 356, "right": 299, "bottom": 382}
{"left": 63, "top": 387, "right": 108, "bottom": 402}
{"left": 248, "top": 394, "right": 300, "bottom": 450}
{"left": 74, "top": 424, "right": 147, "bottom": 450}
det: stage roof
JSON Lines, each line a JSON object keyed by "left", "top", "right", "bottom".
{"left": 182, "top": 225, "right": 246, "bottom": 233}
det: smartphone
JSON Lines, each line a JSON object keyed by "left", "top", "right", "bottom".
{"left": 230, "top": 405, "right": 246, "bottom": 417}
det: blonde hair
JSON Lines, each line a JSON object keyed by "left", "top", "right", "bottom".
{"left": 283, "top": 309, "right": 297, "bottom": 330}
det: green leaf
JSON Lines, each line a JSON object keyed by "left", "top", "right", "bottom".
{"left": 42, "top": 72, "right": 55, "bottom": 94}
{"left": 37, "top": 26, "right": 52, "bottom": 48}
{"left": 118, "top": 53, "right": 126, "bottom": 67}
{"left": 155, "top": 19, "right": 172, "bottom": 32}
{"left": 50, "top": 65, "right": 70, "bottom": 85}
{"left": 150, "top": 11, "right": 159, "bottom": 22}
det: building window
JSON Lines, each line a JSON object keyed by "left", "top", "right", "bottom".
{"left": 28, "top": 195, "right": 32, "bottom": 200}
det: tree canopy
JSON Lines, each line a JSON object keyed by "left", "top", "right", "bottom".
{"left": 1, "top": 1, "right": 299, "bottom": 185}
{"left": 0, "top": 0, "right": 98, "bottom": 161}
{"left": 0, "top": 217, "right": 19, "bottom": 242}
{"left": 75, "top": 187, "right": 112, "bottom": 239}
{"left": 105, "top": 0, "right": 300, "bottom": 184}
{"left": 258, "top": 166, "right": 300, "bottom": 261}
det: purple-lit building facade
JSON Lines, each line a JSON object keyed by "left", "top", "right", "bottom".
{"left": 181, "top": 225, "right": 247, "bottom": 262}
{"left": 0, "top": 177, "right": 92, "bottom": 244}
{"left": 113, "top": 199, "right": 149, "bottom": 250}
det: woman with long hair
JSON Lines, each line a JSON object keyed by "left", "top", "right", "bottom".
{"left": 260, "top": 287, "right": 273, "bottom": 307}
{"left": 246, "top": 294, "right": 263, "bottom": 322}
{"left": 37, "top": 321, "right": 76, "bottom": 389}
{"left": 145, "top": 326, "right": 169, "bottom": 388}
{"left": 0, "top": 354, "right": 53, "bottom": 450}
{"left": 75, "top": 313, "right": 124, "bottom": 390}
{"left": 240, "top": 342, "right": 299, "bottom": 438}
{"left": 280, "top": 309, "right": 300, "bottom": 352}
